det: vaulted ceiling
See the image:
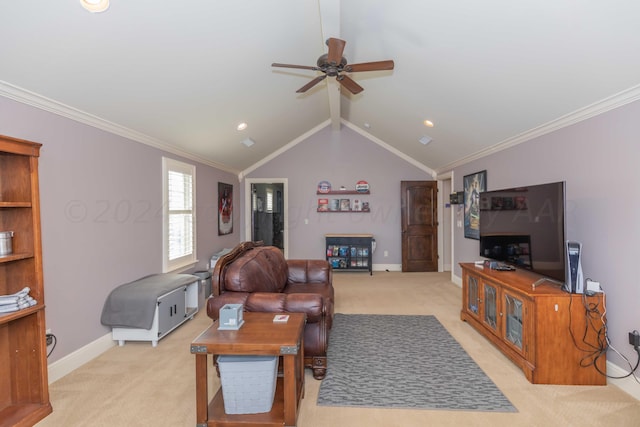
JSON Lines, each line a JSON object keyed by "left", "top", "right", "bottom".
{"left": 2, "top": 1, "right": 640, "bottom": 176}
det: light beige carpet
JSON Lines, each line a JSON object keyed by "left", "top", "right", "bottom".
{"left": 37, "top": 272, "right": 640, "bottom": 427}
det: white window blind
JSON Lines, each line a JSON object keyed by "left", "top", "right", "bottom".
{"left": 162, "top": 157, "right": 196, "bottom": 272}
{"left": 266, "top": 189, "right": 273, "bottom": 213}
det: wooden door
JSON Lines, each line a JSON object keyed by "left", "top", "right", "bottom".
{"left": 401, "top": 181, "right": 438, "bottom": 271}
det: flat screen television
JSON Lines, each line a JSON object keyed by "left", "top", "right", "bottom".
{"left": 479, "top": 181, "right": 566, "bottom": 283}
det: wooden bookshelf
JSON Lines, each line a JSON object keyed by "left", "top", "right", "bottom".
{"left": 0, "top": 134, "right": 52, "bottom": 426}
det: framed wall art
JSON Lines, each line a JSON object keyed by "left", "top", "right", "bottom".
{"left": 218, "top": 182, "right": 233, "bottom": 235}
{"left": 463, "top": 170, "right": 486, "bottom": 240}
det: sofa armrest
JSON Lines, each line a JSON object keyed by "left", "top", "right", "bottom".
{"left": 206, "top": 292, "right": 250, "bottom": 320}
{"left": 207, "top": 292, "right": 325, "bottom": 323}
{"left": 287, "top": 259, "right": 332, "bottom": 285}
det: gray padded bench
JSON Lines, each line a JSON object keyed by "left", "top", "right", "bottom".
{"left": 101, "top": 273, "right": 199, "bottom": 347}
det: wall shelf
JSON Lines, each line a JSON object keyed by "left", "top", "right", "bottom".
{"left": 317, "top": 188, "right": 370, "bottom": 212}
{"left": 317, "top": 210, "right": 370, "bottom": 213}
{"left": 317, "top": 190, "right": 370, "bottom": 195}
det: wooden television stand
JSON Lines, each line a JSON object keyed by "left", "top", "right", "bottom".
{"left": 460, "top": 263, "right": 606, "bottom": 385}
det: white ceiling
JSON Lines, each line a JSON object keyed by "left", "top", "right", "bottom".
{"left": 2, "top": 1, "right": 640, "bottom": 175}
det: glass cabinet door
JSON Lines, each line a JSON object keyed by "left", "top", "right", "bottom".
{"left": 467, "top": 275, "right": 479, "bottom": 316}
{"left": 504, "top": 292, "right": 524, "bottom": 350}
{"left": 483, "top": 283, "right": 498, "bottom": 331}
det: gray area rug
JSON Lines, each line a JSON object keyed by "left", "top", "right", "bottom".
{"left": 317, "top": 314, "right": 516, "bottom": 412}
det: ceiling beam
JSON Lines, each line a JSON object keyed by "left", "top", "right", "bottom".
{"left": 319, "top": 0, "right": 341, "bottom": 130}
{"left": 327, "top": 79, "right": 341, "bottom": 130}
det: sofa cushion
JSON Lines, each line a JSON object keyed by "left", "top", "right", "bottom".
{"left": 224, "top": 246, "right": 288, "bottom": 293}
{"left": 287, "top": 259, "right": 331, "bottom": 284}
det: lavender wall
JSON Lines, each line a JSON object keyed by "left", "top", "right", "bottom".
{"left": 450, "top": 99, "right": 640, "bottom": 370}
{"left": 246, "top": 125, "right": 432, "bottom": 263}
{"left": 0, "top": 97, "right": 240, "bottom": 363}
{"left": 4, "top": 89, "right": 636, "bottom": 376}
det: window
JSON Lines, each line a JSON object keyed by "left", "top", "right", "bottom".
{"left": 162, "top": 157, "right": 196, "bottom": 272}
{"left": 266, "top": 188, "right": 273, "bottom": 213}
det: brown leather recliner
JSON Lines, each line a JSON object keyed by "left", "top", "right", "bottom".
{"left": 206, "top": 241, "right": 334, "bottom": 379}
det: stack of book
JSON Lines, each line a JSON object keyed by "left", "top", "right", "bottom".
{"left": 0, "top": 287, "right": 37, "bottom": 314}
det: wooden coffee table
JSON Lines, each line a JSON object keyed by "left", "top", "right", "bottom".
{"left": 190, "top": 312, "right": 306, "bottom": 427}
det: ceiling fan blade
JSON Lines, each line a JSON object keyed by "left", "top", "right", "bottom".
{"left": 296, "top": 75, "right": 327, "bottom": 93}
{"left": 326, "top": 38, "right": 346, "bottom": 65}
{"left": 272, "top": 63, "right": 318, "bottom": 71}
{"left": 336, "top": 75, "right": 364, "bottom": 95}
{"left": 346, "top": 60, "right": 395, "bottom": 72}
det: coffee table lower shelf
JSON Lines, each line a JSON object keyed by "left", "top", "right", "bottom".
{"left": 192, "top": 312, "right": 306, "bottom": 427}
{"left": 206, "top": 376, "right": 302, "bottom": 426}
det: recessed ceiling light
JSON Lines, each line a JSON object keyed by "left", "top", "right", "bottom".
{"left": 241, "top": 138, "right": 255, "bottom": 147}
{"left": 80, "top": 0, "right": 110, "bottom": 13}
{"left": 237, "top": 122, "right": 248, "bottom": 131}
{"left": 424, "top": 120, "right": 434, "bottom": 128}
{"left": 419, "top": 135, "right": 433, "bottom": 145}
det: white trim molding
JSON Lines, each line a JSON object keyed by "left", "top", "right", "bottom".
{"left": 0, "top": 80, "right": 239, "bottom": 174}
{"left": 240, "top": 122, "right": 330, "bottom": 180}
{"left": 607, "top": 362, "right": 640, "bottom": 401}
{"left": 47, "top": 332, "right": 115, "bottom": 384}
{"left": 372, "top": 264, "right": 402, "bottom": 272}
{"left": 436, "top": 84, "right": 640, "bottom": 173}
{"left": 342, "top": 120, "right": 436, "bottom": 178}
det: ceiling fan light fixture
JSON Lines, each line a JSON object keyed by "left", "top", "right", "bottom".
{"left": 272, "top": 37, "right": 394, "bottom": 95}
{"left": 241, "top": 138, "right": 255, "bottom": 148}
{"left": 80, "top": 0, "right": 110, "bottom": 13}
{"left": 419, "top": 135, "right": 433, "bottom": 146}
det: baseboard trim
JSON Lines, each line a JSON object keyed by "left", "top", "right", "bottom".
{"left": 372, "top": 264, "right": 402, "bottom": 272}
{"left": 47, "top": 332, "right": 116, "bottom": 384}
{"left": 452, "top": 272, "right": 462, "bottom": 287}
{"left": 607, "top": 361, "right": 640, "bottom": 400}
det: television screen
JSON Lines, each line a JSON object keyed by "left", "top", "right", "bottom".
{"left": 479, "top": 181, "right": 566, "bottom": 283}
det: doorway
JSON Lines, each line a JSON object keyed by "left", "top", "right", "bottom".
{"left": 244, "top": 179, "right": 287, "bottom": 257}
{"left": 401, "top": 180, "right": 438, "bottom": 272}
{"left": 437, "top": 173, "right": 453, "bottom": 273}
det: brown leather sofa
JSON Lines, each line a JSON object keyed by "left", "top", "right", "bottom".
{"left": 207, "top": 241, "right": 334, "bottom": 379}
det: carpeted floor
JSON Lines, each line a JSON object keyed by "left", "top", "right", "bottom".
{"left": 36, "top": 271, "right": 640, "bottom": 427}
{"left": 318, "top": 313, "right": 516, "bottom": 412}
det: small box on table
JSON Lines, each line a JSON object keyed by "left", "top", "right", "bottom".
{"left": 218, "top": 303, "right": 244, "bottom": 330}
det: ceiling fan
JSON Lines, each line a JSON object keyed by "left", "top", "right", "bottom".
{"left": 272, "top": 38, "right": 394, "bottom": 95}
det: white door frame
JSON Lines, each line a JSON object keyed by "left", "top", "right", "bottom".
{"left": 244, "top": 178, "right": 289, "bottom": 259}
{"left": 437, "top": 171, "right": 454, "bottom": 278}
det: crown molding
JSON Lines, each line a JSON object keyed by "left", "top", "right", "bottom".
{"left": 342, "top": 120, "right": 436, "bottom": 178}
{"left": 0, "top": 80, "right": 240, "bottom": 174}
{"left": 436, "top": 84, "right": 640, "bottom": 173}
{"left": 239, "top": 120, "right": 331, "bottom": 180}
{"left": 240, "top": 118, "right": 438, "bottom": 181}
{"left": 7, "top": 77, "right": 637, "bottom": 179}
